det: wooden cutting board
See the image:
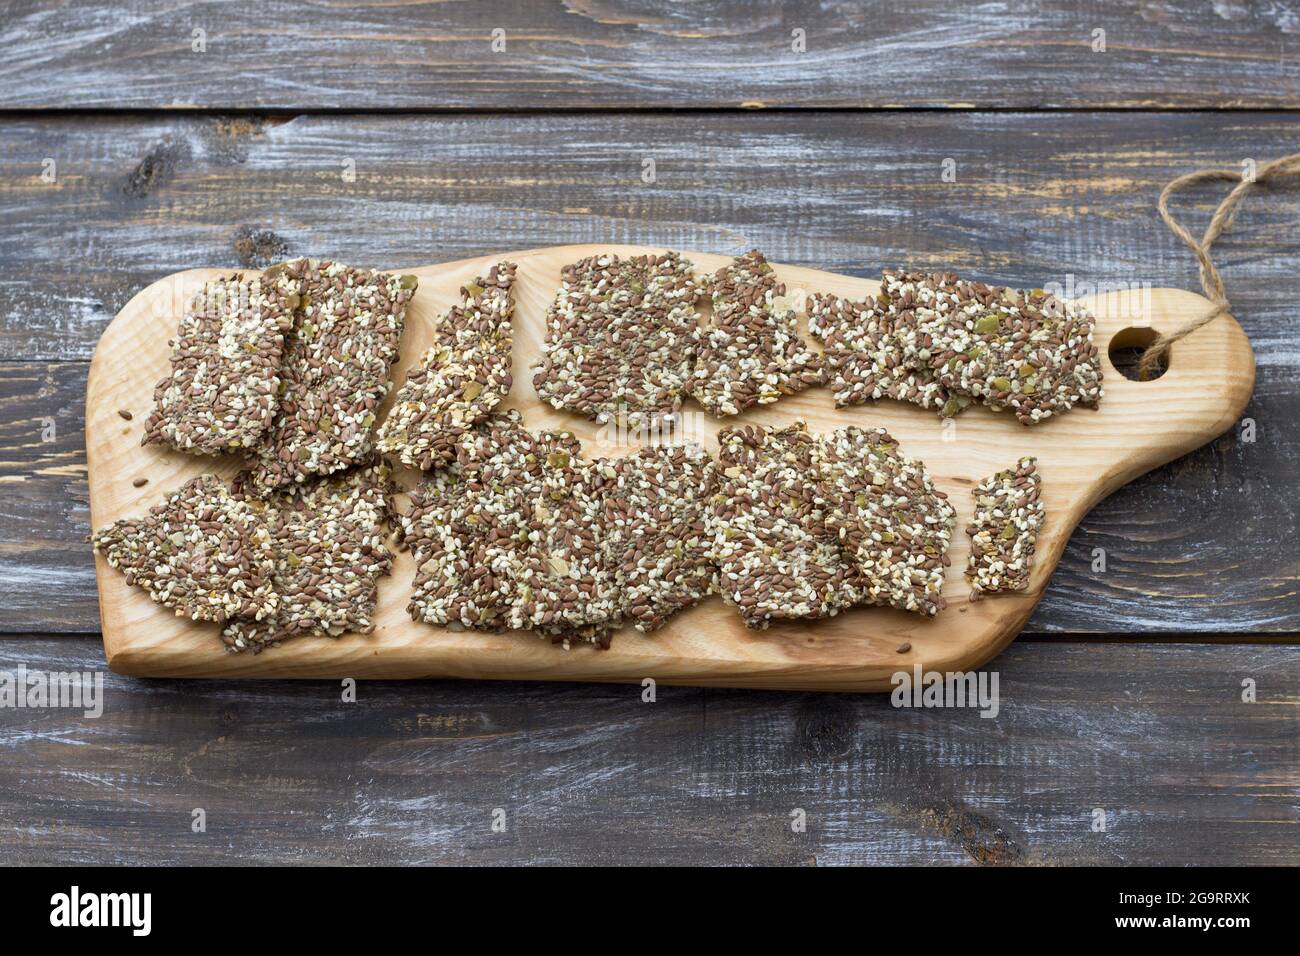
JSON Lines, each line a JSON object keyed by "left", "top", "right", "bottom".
{"left": 86, "top": 245, "right": 1255, "bottom": 689}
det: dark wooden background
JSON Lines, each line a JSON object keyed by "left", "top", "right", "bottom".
{"left": 0, "top": 1, "right": 1296, "bottom": 865}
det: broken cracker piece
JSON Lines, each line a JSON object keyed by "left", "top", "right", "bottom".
{"left": 401, "top": 411, "right": 538, "bottom": 632}
{"left": 709, "top": 422, "right": 862, "bottom": 628}
{"left": 604, "top": 442, "right": 719, "bottom": 631}
{"left": 142, "top": 271, "right": 300, "bottom": 455}
{"left": 914, "top": 279, "right": 1104, "bottom": 424}
{"left": 689, "top": 250, "right": 823, "bottom": 417}
{"left": 401, "top": 412, "right": 619, "bottom": 646}
{"left": 534, "top": 251, "right": 701, "bottom": 428}
{"left": 510, "top": 436, "right": 619, "bottom": 635}
{"left": 816, "top": 425, "right": 955, "bottom": 616}
{"left": 807, "top": 285, "right": 949, "bottom": 411}
{"left": 221, "top": 463, "right": 396, "bottom": 653}
{"left": 376, "top": 261, "right": 517, "bottom": 469}
{"left": 247, "top": 259, "right": 416, "bottom": 493}
{"left": 92, "top": 474, "right": 278, "bottom": 623}
{"left": 966, "top": 456, "right": 1044, "bottom": 596}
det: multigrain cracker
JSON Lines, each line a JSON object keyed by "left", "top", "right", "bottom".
{"left": 813, "top": 270, "right": 1104, "bottom": 423}
{"left": 807, "top": 285, "right": 949, "bottom": 411}
{"left": 966, "top": 456, "right": 1044, "bottom": 596}
{"left": 401, "top": 467, "right": 485, "bottom": 628}
{"left": 91, "top": 475, "right": 277, "bottom": 623}
{"left": 604, "top": 443, "right": 719, "bottom": 631}
{"left": 913, "top": 280, "right": 1103, "bottom": 424}
{"left": 709, "top": 422, "right": 861, "bottom": 628}
{"left": 222, "top": 463, "right": 396, "bottom": 653}
{"left": 376, "top": 261, "right": 517, "bottom": 469}
{"left": 401, "top": 412, "right": 619, "bottom": 646}
{"left": 510, "top": 445, "right": 619, "bottom": 636}
{"left": 141, "top": 271, "right": 299, "bottom": 454}
{"left": 816, "top": 426, "right": 955, "bottom": 616}
{"left": 690, "top": 250, "right": 824, "bottom": 417}
{"left": 401, "top": 411, "right": 537, "bottom": 631}
{"left": 533, "top": 251, "right": 701, "bottom": 428}
{"left": 247, "top": 259, "right": 416, "bottom": 493}
{"left": 872, "top": 270, "right": 1103, "bottom": 422}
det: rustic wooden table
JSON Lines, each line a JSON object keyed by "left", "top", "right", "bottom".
{"left": 0, "top": 1, "right": 1296, "bottom": 865}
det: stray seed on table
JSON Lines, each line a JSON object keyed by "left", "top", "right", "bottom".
{"left": 132, "top": 477, "right": 148, "bottom": 488}
{"left": 117, "top": 409, "right": 133, "bottom": 421}
{"left": 896, "top": 642, "right": 911, "bottom": 653}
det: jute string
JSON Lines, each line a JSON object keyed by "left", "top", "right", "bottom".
{"left": 1141, "top": 151, "right": 1300, "bottom": 379}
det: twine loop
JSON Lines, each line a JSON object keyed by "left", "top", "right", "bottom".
{"left": 1141, "top": 151, "right": 1300, "bottom": 379}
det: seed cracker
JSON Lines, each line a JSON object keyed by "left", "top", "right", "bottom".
{"left": 222, "top": 463, "right": 396, "bottom": 653}
{"left": 709, "top": 422, "right": 862, "bottom": 628}
{"left": 816, "top": 426, "right": 955, "bottom": 616}
{"left": 508, "top": 436, "right": 619, "bottom": 635}
{"left": 690, "top": 250, "right": 824, "bottom": 417}
{"left": 401, "top": 411, "right": 538, "bottom": 632}
{"left": 868, "top": 270, "right": 1103, "bottom": 422}
{"left": 247, "top": 259, "right": 416, "bottom": 494}
{"left": 533, "top": 251, "right": 701, "bottom": 428}
{"left": 807, "top": 284, "right": 949, "bottom": 411}
{"left": 375, "top": 261, "right": 517, "bottom": 469}
{"left": 911, "top": 279, "right": 1104, "bottom": 424}
{"left": 401, "top": 412, "right": 619, "bottom": 646}
{"left": 604, "top": 443, "right": 719, "bottom": 631}
{"left": 141, "top": 271, "right": 300, "bottom": 454}
{"left": 966, "top": 456, "right": 1044, "bottom": 596}
{"left": 91, "top": 474, "right": 278, "bottom": 623}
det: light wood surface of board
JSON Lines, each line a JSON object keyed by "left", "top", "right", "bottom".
{"left": 86, "top": 245, "right": 1256, "bottom": 689}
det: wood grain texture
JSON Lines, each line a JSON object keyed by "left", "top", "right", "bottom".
{"left": 1, "top": 0, "right": 1298, "bottom": 110}
{"left": 3, "top": 111, "right": 1297, "bottom": 636}
{"left": 85, "top": 248, "right": 1255, "bottom": 687}
{"left": 0, "top": 635, "right": 1294, "bottom": 865}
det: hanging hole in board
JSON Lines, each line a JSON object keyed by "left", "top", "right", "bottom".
{"left": 1108, "top": 326, "right": 1168, "bottom": 382}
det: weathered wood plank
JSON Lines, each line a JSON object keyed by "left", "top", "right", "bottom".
{"left": 1, "top": 1, "right": 1297, "bottom": 110}
{"left": 0, "top": 363, "right": 88, "bottom": 632}
{"left": 0, "top": 636, "right": 1293, "bottom": 865}
{"left": 4, "top": 112, "right": 1300, "bottom": 364}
